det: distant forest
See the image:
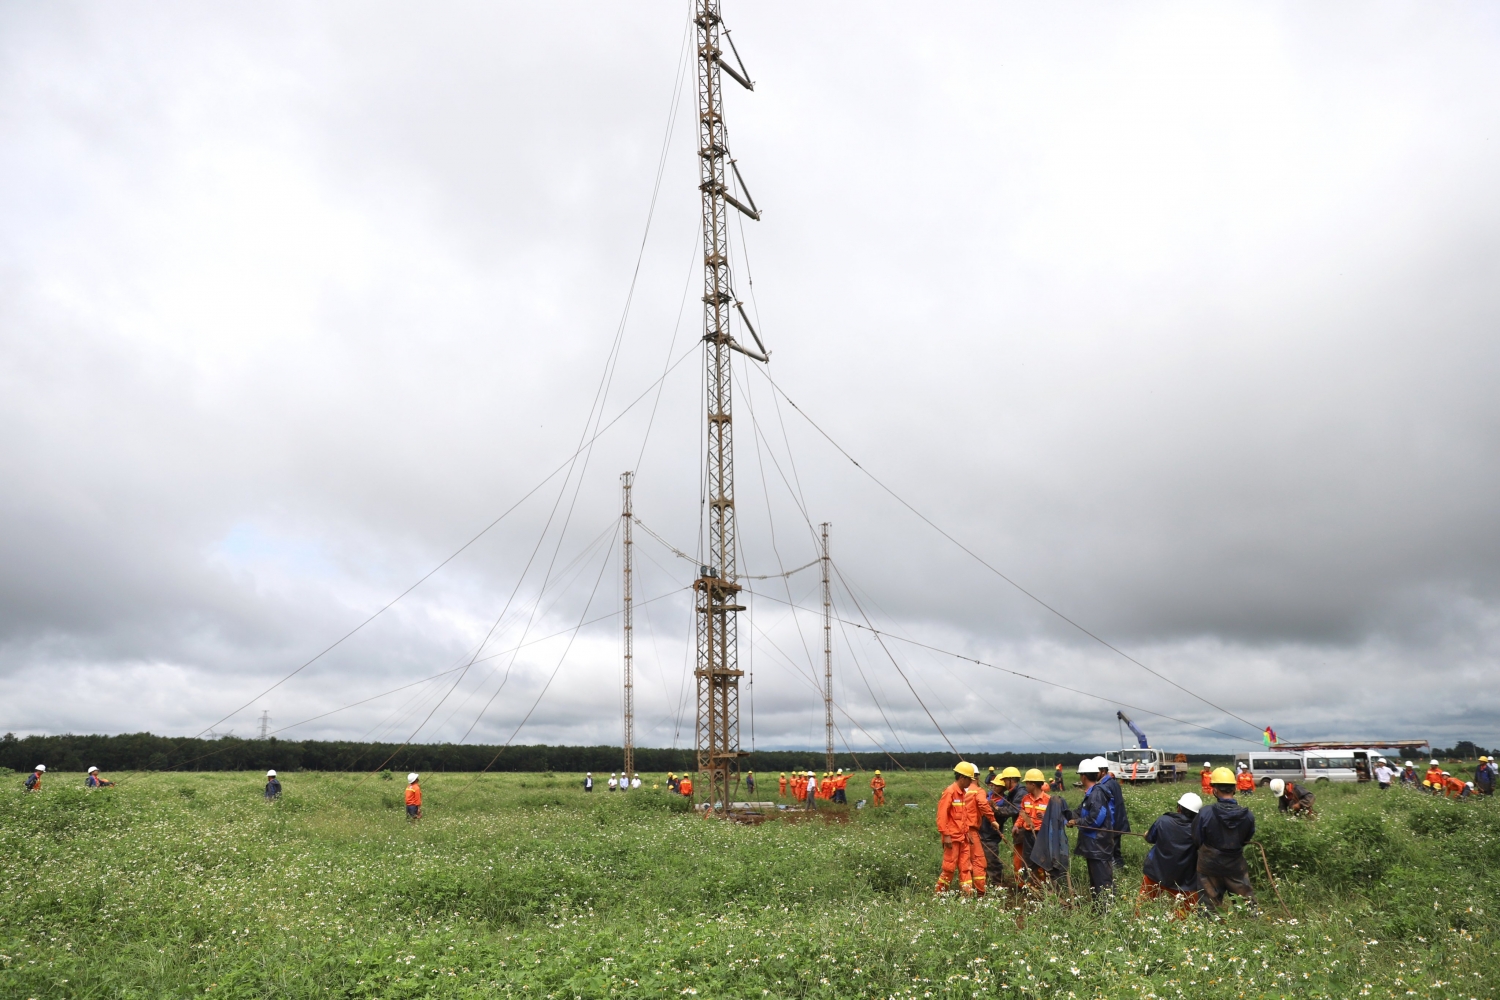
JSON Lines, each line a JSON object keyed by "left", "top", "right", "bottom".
{"left": 0, "top": 732, "right": 1107, "bottom": 774}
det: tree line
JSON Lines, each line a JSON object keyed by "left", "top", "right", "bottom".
{"left": 0, "top": 732, "right": 1109, "bottom": 774}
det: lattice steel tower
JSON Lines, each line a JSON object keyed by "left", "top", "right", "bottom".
{"left": 621, "top": 471, "right": 635, "bottom": 782}
{"left": 693, "top": 0, "right": 764, "bottom": 815}
{"left": 821, "top": 523, "right": 834, "bottom": 772}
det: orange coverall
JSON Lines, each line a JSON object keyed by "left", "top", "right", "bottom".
{"left": 1200, "top": 768, "right": 1213, "bottom": 795}
{"left": 1236, "top": 769, "right": 1254, "bottom": 793}
{"left": 1425, "top": 766, "right": 1445, "bottom": 790}
{"left": 1013, "top": 790, "right": 1050, "bottom": 880}
{"left": 934, "top": 780, "right": 973, "bottom": 894}
{"left": 963, "top": 785, "right": 998, "bottom": 894}
{"left": 834, "top": 773, "right": 849, "bottom": 799}
{"left": 1445, "top": 776, "right": 1467, "bottom": 798}
{"left": 680, "top": 777, "right": 693, "bottom": 796}
{"left": 778, "top": 774, "right": 787, "bottom": 798}
{"left": 870, "top": 774, "right": 886, "bottom": 806}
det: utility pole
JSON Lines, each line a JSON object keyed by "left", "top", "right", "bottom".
{"left": 821, "top": 523, "right": 834, "bottom": 772}
{"left": 693, "top": 0, "right": 763, "bottom": 816}
{"left": 621, "top": 471, "right": 635, "bottom": 783}
{"left": 258, "top": 710, "right": 271, "bottom": 740}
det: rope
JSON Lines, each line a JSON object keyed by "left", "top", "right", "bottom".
{"left": 753, "top": 367, "right": 1264, "bottom": 739}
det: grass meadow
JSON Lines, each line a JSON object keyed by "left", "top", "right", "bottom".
{"left": 1, "top": 768, "right": 1495, "bottom": 999}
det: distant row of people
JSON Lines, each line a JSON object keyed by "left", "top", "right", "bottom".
{"left": 583, "top": 772, "right": 642, "bottom": 791}
{"left": 22, "top": 764, "right": 116, "bottom": 791}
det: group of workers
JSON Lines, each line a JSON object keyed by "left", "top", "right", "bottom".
{"left": 933, "top": 759, "right": 1262, "bottom": 914}
{"left": 1419, "top": 757, "right": 1495, "bottom": 798}
{"left": 582, "top": 772, "right": 642, "bottom": 792}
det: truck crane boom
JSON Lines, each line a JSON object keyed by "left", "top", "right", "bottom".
{"left": 1117, "top": 711, "right": 1149, "bottom": 750}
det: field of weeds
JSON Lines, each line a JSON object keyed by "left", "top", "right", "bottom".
{"left": 1, "top": 767, "right": 1495, "bottom": 999}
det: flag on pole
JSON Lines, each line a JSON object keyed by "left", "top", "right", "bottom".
{"left": 1262, "top": 726, "right": 1278, "bottom": 748}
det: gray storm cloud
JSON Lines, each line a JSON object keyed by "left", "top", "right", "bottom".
{"left": 1, "top": 2, "right": 1497, "bottom": 755}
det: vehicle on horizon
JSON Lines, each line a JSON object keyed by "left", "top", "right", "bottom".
{"left": 1102, "top": 712, "right": 1187, "bottom": 783}
{"left": 1235, "top": 740, "right": 1429, "bottom": 784}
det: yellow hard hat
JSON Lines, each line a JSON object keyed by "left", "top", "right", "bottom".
{"left": 874, "top": 769, "right": 881, "bottom": 775}
{"left": 1210, "top": 766, "right": 1236, "bottom": 786}
{"left": 1023, "top": 768, "right": 1046, "bottom": 783}
{"left": 988, "top": 773, "right": 1005, "bottom": 786}
{"left": 1000, "top": 766, "right": 1022, "bottom": 780}
{"left": 953, "top": 761, "right": 980, "bottom": 779}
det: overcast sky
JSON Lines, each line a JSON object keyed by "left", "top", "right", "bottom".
{"left": 3, "top": 2, "right": 1498, "bottom": 758}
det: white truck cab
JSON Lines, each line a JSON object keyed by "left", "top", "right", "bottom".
{"left": 1102, "top": 748, "right": 1184, "bottom": 783}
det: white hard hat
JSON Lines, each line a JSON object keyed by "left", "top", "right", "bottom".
{"left": 1269, "top": 778, "right": 1285, "bottom": 796}
{"left": 1431, "top": 760, "right": 1439, "bottom": 766}
{"left": 1094, "top": 758, "right": 1110, "bottom": 770}
{"left": 407, "top": 772, "right": 419, "bottom": 783}
{"left": 1441, "top": 771, "right": 1450, "bottom": 777}
{"left": 1466, "top": 782, "right": 1474, "bottom": 789}
{"left": 1203, "top": 761, "right": 1212, "bottom": 768}
{"left": 88, "top": 766, "right": 99, "bottom": 773}
{"left": 1404, "top": 761, "right": 1412, "bottom": 767}
{"left": 586, "top": 771, "right": 592, "bottom": 776}
{"left": 35, "top": 764, "right": 45, "bottom": 772}
{"left": 266, "top": 769, "right": 276, "bottom": 777}
{"left": 1177, "top": 792, "right": 1203, "bottom": 813}
{"left": 1077, "top": 758, "right": 1100, "bottom": 774}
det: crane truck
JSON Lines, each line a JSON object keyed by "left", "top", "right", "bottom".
{"left": 1102, "top": 711, "right": 1187, "bottom": 784}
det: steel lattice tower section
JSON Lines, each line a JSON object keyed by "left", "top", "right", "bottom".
{"left": 693, "top": 0, "right": 760, "bottom": 815}
{"left": 621, "top": 471, "right": 635, "bottom": 782}
{"left": 821, "top": 523, "right": 834, "bottom": 772}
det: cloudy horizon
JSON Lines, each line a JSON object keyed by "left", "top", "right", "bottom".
{"left": 2, "top": 1, "right": 1498, "bottom": 758}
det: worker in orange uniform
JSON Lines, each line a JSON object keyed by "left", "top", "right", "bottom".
{"left": 1200, "top": 762, "right": 1214, "bottom": 796}
{"left": 1012, "top": 768, "right": 1051, "bottom": 885}
{"left": 679, "top": 773, "right": 694, "bottom": 798}
{"left": 935, "top": 761, "right": 978, "bottom": 895}
{"left": 778, "top": 772, "right": 787, "bottom": 798}
{"left": 1425, "top": 760, "right": 1445, "bottom": 792}
{"left": 963, "top": 770, "right": 999, "bottom": 896}
{"left": 834, "top": 769, "right": 851, "bottom": 804}
{"left": 1235, "top": 763, "right": 1254, "bottom": 795}
{"left": 1050, "top": 763, "right": 1064, "bottom": 791}
{"left": 1443, "top": 772, "right": 1468, "bottom": 799}
{"left": 23, "top": 764, "right": 45, "bottom": 791}
{"left": 404, "top": 772, "right": 422, "bottom": 820}
{"left": 870, "top": 769, "right": 886, "bottom": 806}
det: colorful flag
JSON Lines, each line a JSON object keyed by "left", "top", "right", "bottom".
{"left": 1262, "top": 726, "right": 1278, "bottom": 748}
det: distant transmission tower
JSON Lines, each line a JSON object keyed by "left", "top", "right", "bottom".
{"left": 821, "top": 523, "right": 834, "bottom": 772}
{"left": 258, "top": 710, "right": 271, "bottom": 740}
{"left": 621, "top": 471, "right": 635, "bottom": 782}
{"left": 693, "top": 0, "right": 765, "bottom": 816}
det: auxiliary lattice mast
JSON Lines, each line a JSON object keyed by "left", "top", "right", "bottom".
{"left": 693, "top": 0, "right": 764, "bottom": 815}
{"left": 621, "top": 471, "right": 635, "bottom": 782}
{"left": 821, "top": 523, "right": 834, "bottom": 772}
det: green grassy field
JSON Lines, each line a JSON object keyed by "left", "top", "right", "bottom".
{"left": 2, "top": 768, "right": 1495, "bottom": 999}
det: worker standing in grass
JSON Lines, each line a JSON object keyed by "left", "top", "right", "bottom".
{"left": 778, "top": 772, "right": 787, "bottom": 798}
{"left": 1200, "top": 762, "right": 1213, "bottom": 796}
{"left": 404, "top": 773, "right": 421, "bottom": 820}
{"left": 1401, "top": 761, "right": 1417, "bottom": 786}
{"left": 1094, "top": 759, "right": 1131, "bottom": 871}
{"left": 1235, "top": 763, "right": 1254, "bottom": 795}
{"left": 834, "top": 769, "right": 850, "bottom": 804}
{"left": 1193, "top": 767, "right": 1256, "bottom": 912}
{"left": 1270, "top": 778, "right": 1315, "bottom": 817}
{"left": 23, "top": 764, "right": 44, "bottom": 791}
{"left": 1050, "top": 763, "right": 1064, "bottom": 791}
{"left": 746, "top": 771, "right": 755, "bottom": 796}
{"left": 679, "top": 773, "right": 693, "bottom": 798}
{"left": 584, "top": 772, "right": 594, "bottom": 792}
{"left": 1068, "top": 758, "right": 1116, "bottom": 902}
{"left": 805, "top": 770, "right": 817, "bottom": 810}
{"left": 935, "top": 762, "right": 978, "bottom": 896}
{"left": 1476, "top": 757, "right": 1495, "bottom": 797}
{"left": 962, "top": 767, "right": 999, "bottom": 896}
{"left": 1373, "top": 759, "right": 1394, "bottom": 790}
{"left": 1138, "top": 792, "right": 1202, "bottom": 918}
{"left": 85, "top": 766, "right": 115, "bottom": 788}
{"left": 870, "top": 769, "right": 886, "bottom": 806}
{"left": 979, "top": 771, "right": 1020, "bottom": 884}
{"left": 1012, "top": 768, "right": 1051, "bottom": 885}
{"left": 264, "top": 769, "right": 281, "bottom": 801}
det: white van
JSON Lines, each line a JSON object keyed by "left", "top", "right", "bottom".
{"left": 1233, "top": 752, "right": 1304, "bottom": 785}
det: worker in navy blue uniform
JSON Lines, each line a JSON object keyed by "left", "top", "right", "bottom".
{"left": 1067, "top": 757, "right": 1116, "bottom": 901}
{"left": 1093, "top": 758, "right": 1131, "bottom": 870}
{"left": 1138, "top": 792, "right": 1202, "bottom": 916}
{"left": 1192, "top": 767, "right": 1256, "bottom": 912}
